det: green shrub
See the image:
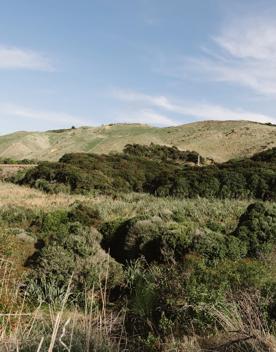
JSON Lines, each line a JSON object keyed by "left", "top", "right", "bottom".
{"left": 128, "top": 255, "right": 274, "bottom": 336}
{"left": 68, "top": 202, "right": 101, "bottom": 227}
{"left": 17, "top": 147, "right": 276, "bottom": 200}
{"left": 233, "top": 202, "right": 276, "bottom": 257}
{"left": 192, "top": 230, "right": 247, "bottom": 261}
{"left": 123, "top": 143, "right": 204, "bottom": 164}
{"left": 0, "top": 206, "right": 39, "bottom": 228}
{"left": 39, "top": 209, "right": 69, "bottom": 236}
{"left": 26, "top": 223, "right": 124, "bottom": 305}
{"left": 101, "top": 217, "right": 194, "bottom": 263}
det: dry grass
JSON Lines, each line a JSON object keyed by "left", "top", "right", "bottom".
{"left": 0, "top": 182, "right": 86, "bottom": 210}
{"left": 0, "top": 120, "right": 275, "bottom": 162}
{"left": 0, "top": 164, "right": 35, "bottom": 180}
{"left": 0, "top": 258, "right": 127, "bottom": 352}
{"left": 200, "top": 293, "right": 276, "bottom": 352}
{"left": 0, "top": 182, "right": 249, "bottom": 232}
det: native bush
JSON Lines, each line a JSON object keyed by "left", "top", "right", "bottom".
{"left": 17, "top": 147, "right": 276, "bottom": 201}
{"left": 101, "top": 216, "right": 195, "bottom": 263}
{"left": 68, "top": 202, "right": 101, "bottom": 227}
{"left": 0, "top": 206, "right": 39, "bottom": 228}
{"left": 233, "top": 202, "right": 276, "bottom": 258}
{"left": 123, "top": 143, "right": 204, "bottom": 164}
{"left": 24, "top": 206, "right": 124, "bottom": 305}
{"left": 251, "top": 147, "right": 276, "bottom": 163}
{"left": 125, "top": 254, "right": 275, "bottom": 338}
{"left": 191, "top": 230, "right": 247, "bottom": 261}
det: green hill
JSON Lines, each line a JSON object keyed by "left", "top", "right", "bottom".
{"left": 0, "top": 120, "right": 275, "bottom": 162}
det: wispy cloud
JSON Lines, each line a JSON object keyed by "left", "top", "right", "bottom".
{"left": 0, "top": 46, "right": 53, "bottom": 71}
{"left": 180, "top": 17, "right": 276, "bottom": 96}
{"left": 0, "top": 103, "right": 86, "bottom": 126}
{"left": 114, "top": 108, "right": 177, "bottom": 126}
{"left": 114, "top": 89, "right": 276, "bottom": 124}
{"left": 213, "top": 17, "right": 276, "bottom": 60}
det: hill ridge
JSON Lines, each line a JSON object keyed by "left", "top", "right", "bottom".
{"left": 0, "top": 120, "right": 275, "bottom": 162}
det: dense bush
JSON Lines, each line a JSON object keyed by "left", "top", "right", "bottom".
{"left": 125, "top": 255, "right": 275, "bottom": 339}
{"left": 68, "top": 202, "right": 101, "bottom": 227}
{"left": 101, "top": 215, "right": 248, "bottom": 264}
{"left": 150, "top": 157, "right": 276, "bottom": 200}
{"left": 100, "top": 202, "right": 276, "bottom": 271}
{"left": 123, "top": 143, "right": 204, "bottom": 163}
{"left": 233, "top": 202, "right": 276, "bottom": 257}
{"left": 23, "top": 206, "right": 123, "bottom": 305}
{"left": 251, "top": 147, "right": 276, "bottom": 163}
{"left": 101, "top": 216, "right": 195, "bottom": 263}
{"left": 17, "top": 146, "right": 276, "bottom": 201}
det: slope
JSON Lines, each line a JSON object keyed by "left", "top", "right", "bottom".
{"left": 0, "top": 120, "right": 275, "bottom": 162}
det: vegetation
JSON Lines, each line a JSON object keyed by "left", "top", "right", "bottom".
{"left": 0, "top": 142, "right": 275, "bottom": 351}
{"left": 123, "top": 143, "right": 205, "bottom": 163}
{"left": 0, "top": 179, "right": 274, "bottom": 350}
{"left": 0, "top": 120, "right": 275, "bottom": 162}
{"left": 18, "top": 146, "right": 276, "bottom": 200}
{"left": 0, "top": 157, "right": 36, "bottom": 164}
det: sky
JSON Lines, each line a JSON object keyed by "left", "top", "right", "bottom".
{"left": 1, "top": 0, "right": 276, "bottom": 133}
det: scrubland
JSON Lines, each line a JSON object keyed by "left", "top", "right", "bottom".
{"left": 0, "top": 145, "right": 275, "bottom": 351}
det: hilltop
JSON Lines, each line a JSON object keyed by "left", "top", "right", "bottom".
{"left": 0, "top": 120, "right": 275, "bottom": 162}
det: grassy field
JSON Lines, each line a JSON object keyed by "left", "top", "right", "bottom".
{"left": 0, "top": 120, "right": 275, "bottom": 162}
{"left": 0, "top": 181, "right": 249, "bottom": 223}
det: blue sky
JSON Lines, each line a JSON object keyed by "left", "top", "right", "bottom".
{"left": 1, "top": 0, "right": 276, "bottom": 133}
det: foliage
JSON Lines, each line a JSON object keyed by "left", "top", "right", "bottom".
{"left": 123, "top": 143, "right": 204, "bottom": 163}
{"left": 1, "top": 169, "right": 276, "bottom": 350}
{"left": 0, "top": 158, "right": 36, "bottom": 164}
{"left": 233, "top": 202, "right": 276, "bottom": 257}
{"left": 24, "top": 207, "right": 123, "bottom": 305}
{"left": 102, "top": 203, "right": 276, "bottom": 264}
{"left": 17, "top": 146, "right": 276, "bottom": 200}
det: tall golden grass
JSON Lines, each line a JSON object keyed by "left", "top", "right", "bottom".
{"left": 0, "top": 258, "right": 128, "bottom": 352}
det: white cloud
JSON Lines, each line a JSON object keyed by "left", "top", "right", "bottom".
{"left": 114, "top": 89, "right": 276, "bottom": 124}
{"left": 213, "top": 18, "right": 276, "bottom": 60}
{"left": 113, "top": 108, "right": 178, "bottom": 126}
{"left": 0, "top": 103, "right": 86, "bottom": 125}
{"left": 0, "top": 46, "right": 53, "bottom": 71}
{"left": 114, "top": 89, "right": 173, "bottom": 109}
{"left": 181, "top": 17, "right": 276, "bottom": 96}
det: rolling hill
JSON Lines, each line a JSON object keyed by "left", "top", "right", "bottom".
{"left": 0, "top": 120, "right": 275, "bottom": 162}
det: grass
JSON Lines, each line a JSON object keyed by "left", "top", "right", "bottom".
{"left": 0, "top": 182, "right": 86, "bottom": 210}
{"left": 0, "top": 181, "right": 249, "bottom": 228}
{"left": 0, "top": 258, "right": 127, "bottom": 352}
{"left": 0, "top": 120, "right": 275, "bottom": 162}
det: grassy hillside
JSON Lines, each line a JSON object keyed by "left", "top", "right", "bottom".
{"left": 0, "top": 120, "right": 275, "bottom": 162}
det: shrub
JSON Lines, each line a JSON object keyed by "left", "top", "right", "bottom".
{"left": 17, "top": 147, "right": 276, "bottom": 200}
{"left": 0, "top": 206, "right": 39, "bottom": 228}
{"left": 192, "top": 230, "right": 247, "bottom": 261}
{"left": 123, "top": 143, "right": 204, "bottom": 164}
{"left": 101, "top": 217, "right": 194, "bottom": 263}
{"left": 68, "top": 202, "right": 101, "bottom": 227}
{"left": 233, "top": 202, "right": 276, "bottom": 257}
{"left": 26, "top": 223, "right": 124, "bottom": 305}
